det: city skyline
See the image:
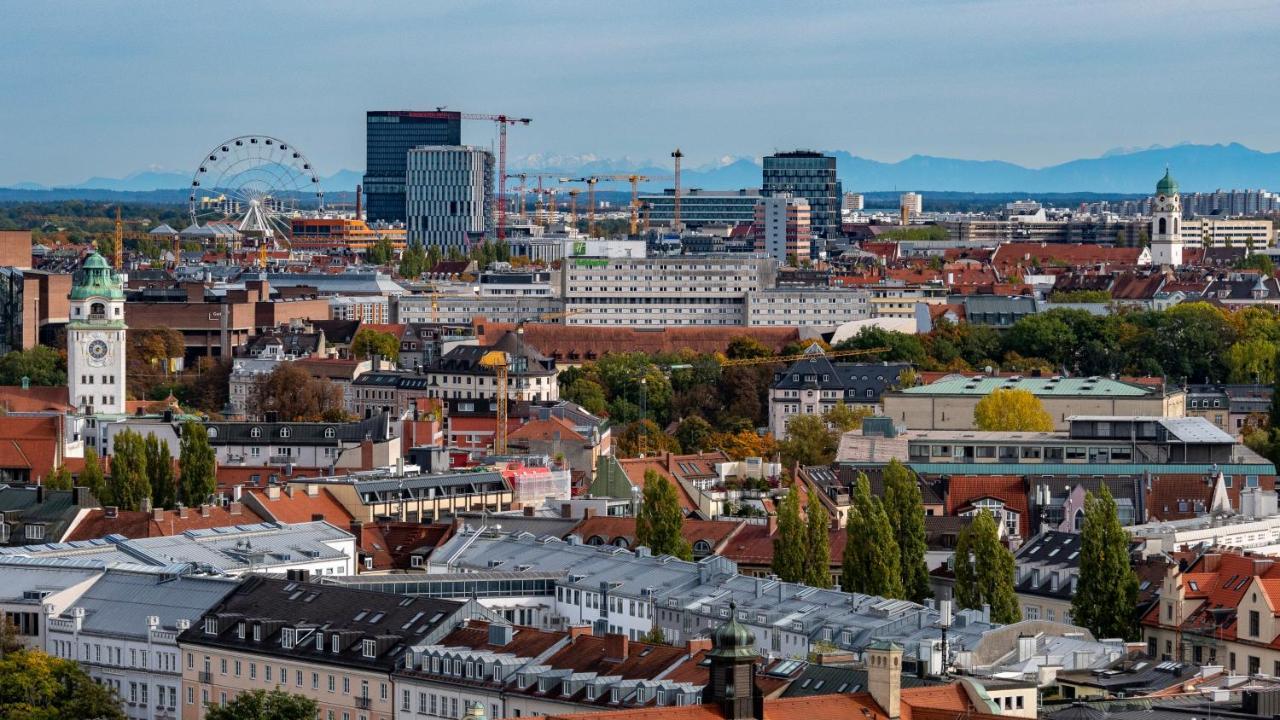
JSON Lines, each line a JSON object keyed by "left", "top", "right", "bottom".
{"left": 3, "top": 0, "right": 1280, "bottom": 187}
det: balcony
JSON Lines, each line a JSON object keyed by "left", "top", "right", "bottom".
{"left": 197, "top": 671, "right": 213, "bottom": 684}
{"left": 88, "top": 313, "right": 108, "bottom": 322}
{"left": 355, "top": 696, "right": 373, "bottom": 710}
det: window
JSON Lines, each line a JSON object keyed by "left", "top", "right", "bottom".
{"left": 280, "top": 427, "right": 291, "bottom": 439}
{"left": 1250, "top": 610, "right": 1261, "bottom": 637}
{"left": 250, "top": 427, "right": 261, "bottom": 438}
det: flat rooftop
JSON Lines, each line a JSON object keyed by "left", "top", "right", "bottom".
{"left": 900, "top": 376, "right": 1159, "bottom": 397}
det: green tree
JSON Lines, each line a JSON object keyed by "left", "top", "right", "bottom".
{"left": 952, "top": 509, "right": 1020, "bottom": 623}
{"left": 204, "top": 688, "right": 318, "bottom": 720}
{"left": 883, "top": 459, "right": 931, "bottom": 603}
{"left": 365, "top": 235, "right": 395, "bottom": 266}
{"left": 178, "top": 420, "right": 216, "bottom": 507}
{"left": 1224, "top": 337, "right": 1277, "bottom": 384}
{"left": 614, "top": 419, "right": 679, "bottom": 457}
{"left": 144, "top": 433, "right": 175, "bottom": 510}
{"left": 973, "top": 388, "right": 1054, "bottom": 431}
{"left": 249, "top": 364, "right": 347, "bottom": 422}
{"left": 771, "top": 484, "right": 806, "bottom": 582}
{"left": 638, "top": 626, "right": 668, "bottom": 645}
{"left": 0, "top": 648, "right": 125, "bottom": 720}
{"left": 398, "top": 240, "right": 429, "bottom": 279}
{"left": 563, "top": 378, "right": 608, "bottom": 416}
{"left": 833, "top": 327, "right": 928, "bottom": 365}
{"left": 79, "top": 447, "right": 107, "bottom": 503}
{"left": 674, "top": 416, "right": 714, "bottom": 453}
{"left": 823, "top": 401, "right": 873, "bottom": 433}
{"left": 804, "top": 488, "right": 833, "bottom": 588}
{"left": 105, "top": 429, "right": 150, "bottom": 511}
{"left": 724, "top": 336, "right": 773, "bottom": 360}
{"left": 635, "top": 470, "right": 692, "bottom": 560}
{"left": 351, "top": 327, "right": 401, "bottom": 362}
{"left": 0, "top": 346, "right": 66, "bottom": 386}
{"left": 43, "top": 465, "right": 72, "bottom": 491}
{"left": 841, "top": 474, "right": 904, "bottom": 599}
{"left": 779, "top": 414, "right": 837, "bottom": 468}
{"left": 1071, "top": 486, "right": 1140, "bottom": 639}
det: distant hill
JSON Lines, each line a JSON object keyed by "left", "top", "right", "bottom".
{"left": 7, "top": 143, "right": 1278, "bottom": 198}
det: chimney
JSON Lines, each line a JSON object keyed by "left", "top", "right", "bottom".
{"left": 199, "top": 504, "right": 211, "bottom": 517}
{"left": 266, "top": 486, "right": 281, "bottom": 500}
{"left": 105, "top": 506, "right": 119, "bottom": 519}
{"left": 867, "top": 641, "right": 902, "bottom": 719}
{"left": 604, "top": 633, "right": 629, "bottom": 662}
{"left": 350, "top": 520, "right": 366, "bottom": 546}
{"left": 177, "top": 503, "right": 189, "bottom": 519}
{"left": 488, "top": 623, "right": 514, "bottom": 646}
{"left": 355, "top": 185, "right": 363, "bottom": 219}
{"left": 360, "top": 439, "right": 374, "bottom": 469}
{"left": 284, "top": 485, "right": 294, "bottom": 498}
{"left": 686, "top": 637, "right": 712, "bottom": 654}
{"left": 561, "top": 503, "right": 572, "bottom": 519}
{"left": 305, "top": 484, "right": 319, "bottom": 497}
{"left": 1017, "top": 634, "right": 1036, "bottom": 662}
{"left": 35, "top": 485, "right": 44, "bottom": 504}
{"left": 229, "top": 501, "right": 243, "bottom": 516}
{"left": 72, "top": 486, "right": 89, "bottom": 507}
{"left": 767, "top": 512, "right": 778, "bottom": 535}
{"left": 152, "top": 506, "right": 165, "bottom": 522}
{"left": 523, "top": 506, "right": 535, "bottom": 517}
{"left": 568, "top": 624, "right": 592, "bottom": 641}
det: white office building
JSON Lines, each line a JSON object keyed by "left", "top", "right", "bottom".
{"left": 406, "top": 146, "right": 494, "bottom": 250}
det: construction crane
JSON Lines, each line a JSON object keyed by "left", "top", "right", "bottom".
{"left": 540, "top": 187, "right": 558, "bottom": 226}
{"left": 565, "top": 189, "right": 582, "bottom": 226}
{"left": 559, "top": 177, "right": 600, "bottom": 236}
{"left": 670, "top": 148, "right": 684, "bottom": 233}
{"left": 718, "top": 346, "right": 892, "bottom": 367}
{"left": 588, "top": 174, "right": 673, "bottom": 236}
{"left": 455, "top": 111, "right": 531, "bottom": 242}
{"left": 113, "top": 206, "right": 124, "bottom": 270}
{"left": 505, "top": 174, "right": 529, "bottom": 223}
{"left": 479, "top": 350, "right": 510, "bottom": 454}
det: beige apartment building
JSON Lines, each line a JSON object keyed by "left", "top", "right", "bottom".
{"left": 178, "top": 576, "right": 491, "bottom": 720}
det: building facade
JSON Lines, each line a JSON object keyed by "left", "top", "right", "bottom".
{"left": 1150, "top": 169, "right": 1183, "bottom": 266}
{"left": 744, "top": 288, "right": 871, "bottom": 328}
{"left": 68, "top": 253, "right": 127, "bottom": 416}
{"left": 753, "top": 194, "right": 810, "bottom": 265}
{"left": 364, "top": 110, "right": 463, "bottom": 224}
{"left": 639, "top": 189, "right": 762, "bottom": 228}
{"left": 762, "top": 151, "right": 841, "bottom": 245}
{"left": 406, "top": 146, "right": 495, "bottom": 251}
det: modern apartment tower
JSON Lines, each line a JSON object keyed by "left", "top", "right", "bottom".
{"left": 363, "top": 110, "right": 463, "bottom": 224}
{"left": 762, "top": 150, "right": 841, "bottom": 251}
{"left": 406, "top": 146, "right": 495, "bottom": 251}
{"left": 753, "top": 194, "right": 811, "bottom": 265}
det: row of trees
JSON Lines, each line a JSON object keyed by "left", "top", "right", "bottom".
{"left": 46, "top": 421, "right": 216, "bottom": 511}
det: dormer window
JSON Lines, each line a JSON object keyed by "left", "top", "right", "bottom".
{"left": 315, "top": 632, "right": 324, "bottom": 650}
{"left": 253, "top": 624, "right": 261, "bottom": 642}
{"left": 281, "top": 628, "right": 295, "bottom": 649}
{"left": 207, "top": 427, "right": 218, "bottom": 438}
{"left": 236, "top": 622, "right": 245, "bottom": 639}
{"left": 586, "top": 685, "right": 597, "bottom": 700}
{"left": 324, "top": 427, "right": 336, "bottom": 439}
{"left": 362, "top": 639, "right": 376, "bottom": 658}
{"left": 280, "top": 427, "right": 291, "bottom": 439}
{"left": 203, "top": 617, "right": 218, "bottom": 635}
{"left": 250, "top": 427, "right": 261, "bottom": 439}
{"left": 610, "top": 688, "right": 620, "bottom": 704}
{"left": 332, "top": 634, "right": 341, "bottom": 653}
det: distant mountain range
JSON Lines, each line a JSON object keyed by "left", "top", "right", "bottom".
{"left": 6, "top": 143, "right": 1278, "bottom": 198}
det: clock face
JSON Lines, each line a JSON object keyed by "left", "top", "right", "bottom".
{"left": 87, "top": 339, "right": 109, "bottom": 366}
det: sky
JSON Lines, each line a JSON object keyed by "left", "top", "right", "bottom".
{"left": 3, "top": 0, "right": 1279, "bottom": 186}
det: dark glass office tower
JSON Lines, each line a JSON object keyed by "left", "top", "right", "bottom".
{"left": 762, "top": 150, "right": 841, "bottom": 254}
{"left": 363, "top": 111, "right": 462, "bottom": 224}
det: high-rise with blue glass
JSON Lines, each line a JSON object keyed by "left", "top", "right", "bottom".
{"left": 363, "top": 111, "right": 463, "bottom": 224}
{"left": 762, "top": 150, "right": 841, "bottom": 254}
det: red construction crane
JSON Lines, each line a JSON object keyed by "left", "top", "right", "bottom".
{"left": 457, "top": 112, "right": 531, "bottom": 242}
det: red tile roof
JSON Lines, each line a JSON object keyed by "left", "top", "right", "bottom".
{"left": 439, "top": 620, "right": 566, "bottom": 659}
{"left": 360, "top": 521, "right": 453, "bottom": 571}
{"left": 245, "top": 486, "right": 353, "bottom": 525}
{"left": 509, "top": 416, "right": 587, "bottom": 443}
{"left": 0, "top": 386, "right": 73, "bottom": 413}
{"left": 64, "top": 503, "right": 265, "bottom": 542}
{"left": 0, "top": 415, "right": 64, "bottom": 482}
{"left": 944, "top": 475, "right": 1030, "bottom": 537}
{"left": 1145, "top": 473, "right": 1276, "bottom": 522}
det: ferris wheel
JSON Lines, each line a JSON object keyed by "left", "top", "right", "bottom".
{"left": 188, "top": 135, "right": 324, "bottom": 240}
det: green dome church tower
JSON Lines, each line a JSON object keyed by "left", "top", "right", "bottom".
{"left": 67, "top": 252, "right": 127, "bottom": 416}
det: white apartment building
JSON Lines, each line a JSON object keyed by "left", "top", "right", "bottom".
{"left": 900, "top": 192, "right": 923, "bottom": 218}
{"left": 745, "top": 288, "right": 871, "bottom": 327}
{"left": 45, "top": 568, "right": 239, "bottom": 720}
{"left": 398, "top": 295, "right": 562, "bottom": 325}
{"left": 1179, "top": 217, "right": 1274, "bottom": 249}
{"left": 843, "top": 192, "right": 865, "bottom": 212}
{"left": 561, "top": 256, "right": 777, "bottom": 327}
{"left": 330, "top": 295, "right": 391, "bottom": 323}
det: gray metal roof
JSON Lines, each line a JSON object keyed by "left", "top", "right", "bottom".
{"left": 60, "top": 568, "right": 239, "bottom": 635}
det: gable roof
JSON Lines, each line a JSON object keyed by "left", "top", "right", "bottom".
{"left": 944, "top": 475, "right": 1030, "bottom": 536}
{"left": 64, "top": 503, "right": 265, "bottom": 542}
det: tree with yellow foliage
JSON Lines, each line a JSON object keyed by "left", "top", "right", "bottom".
{"left": 973, "top": 388, "right": 1054, "bottom": 432}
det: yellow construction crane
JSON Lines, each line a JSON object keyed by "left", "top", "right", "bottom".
{"left": 589, "top": 174, "right": 673, "bottom": 236}
{"left": 718, "top": 346, "right": 892, "bottom": 367}
{"left": 479, "top": 350, "right": 510, "bottom": 454}
{"left": 565, "top": 189, "right": 582, "bottom": 227}
{"left": 559, "top": 177, "right": 600, "bottom": 236}
{"left": 258, "top": 243, "right": 268, "bottom": 269}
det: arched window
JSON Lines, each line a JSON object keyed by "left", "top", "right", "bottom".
{"left": 90, "top": 302, "right": 105, "bottom": 317}
{"left": 324, "top": 427, "right": 336, "bottom": 439}
{"left": 206, "top": 427, "right": 218, "bottom": 438}
{"left": 250, "top": 427, "right": 261, "bottom": 439}
{"left": 1158, "top": 218, "right": 1167, "bottom": 235}
{"left": 587, "top": 535, "right": 604, "bottom": 546}
{"left": 693, "top": 540, "right": 712, "bottom": 554}
{"left": 612, "top": 537, "right": 630, "bottom": 548}
{"left": 280, "top": 427, "right": 291, "bottom": 439}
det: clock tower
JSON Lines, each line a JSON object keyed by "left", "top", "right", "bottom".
{"left": 67, "top": 252, "right": 127, "bottom": 416}
{"left": 1150, "top": 168, "right": 1182, "bottom": 266}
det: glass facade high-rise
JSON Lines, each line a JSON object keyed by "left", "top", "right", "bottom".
{"left": 762, "top": 151, "right": 841, "bottom": 253}
{"left": 363, "top": 111, "right": 463, "bottom": 224}
{"left": 406, "top": 146, "right": 494, "bottom": 251}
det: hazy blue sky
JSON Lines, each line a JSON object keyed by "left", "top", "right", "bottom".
{"left": 3, "top": 0, "right": 1279, "bottom": 186}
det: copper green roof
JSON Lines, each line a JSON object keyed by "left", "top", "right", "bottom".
{"left": 1156, "top": 168, "right": 1178, "bottom": 196}
{"left": 70, "top": 252, "right": 124, "bottom": 301}
{"left": 706, "top": 602, "right": 758, "bottom": 659}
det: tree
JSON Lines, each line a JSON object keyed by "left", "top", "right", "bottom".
{"left": 841, "top": 474, "right": 904, "bottom": 599}
{"left": 614, "top": 419, "right": 679, "bottom": 457}
{"left": 398, "top": 240, "right": 429, "bottom": 279}
{"left": 779, "top": 414, "right": 837, "bottom": 468}
{"left": 204, "top": 688, "right": 318, "bottom": 720}
{"left": 833, "top": 327, "right": 927, "bottom": 365}
{"left": 952, "top": 509, "right": 1020, "bottom": 624}
{"left": 249, "top": 364, "right": 347, "bottom": 422}
{"left": 771, "top": 484, "right": 806, "bottom": 582}
{"left": 187, "top": 358, "right": 231, "bottom": 414}
{"left": 178, "top": 420, "right": 216, "bottom": 507}
{"left": 1071, "top": 485, "right": 1140, "bottom": 640}
{"left": 973, "top": 388, "right": 1053, "bottom": 431}
{"left": 144, "top": 433, "right": 175, "bottom": 510}
{"left": 823, "top": 402, "right": 873, "bottom": 433}
{"left": 0, "top": 649, "right": 125, "bottom": 720}
{"left": 724, "top": 336, "right": 773, "bottom": 361}
{"left": 674, "top": 416, "right": 714, "bottom": 453}
{"left": 365, "top": 235, "right": 394, "bottom": 266}
{"left": 563, "top": 378, "right": 608, "bottom": 416}
{"left": 638, "top": 626, "right": 668, "bottom": 645}
{"left": 804, "top": 487, "right": 833, "bottom": 588}
{"left": 43, "top": 465, "right": 71, "bottom": 491}
{"left": 883, "top": 459, "right": 931, "bottom": 603}
{"left": 635, "top": 470, "right": 692, "bottom": 560}
{"left": 351, "top": 327, "right": 401, "bottom": 362}
{"left": 1224, "top": 337, "right": 1277, "bottom": 384}
{"left": 707, "top": 430, "right": 779, "bottom": 462}
{"left": 79, "top": 447, "right": 106, "bottom": 503}
{"left": 0, "top": 346, "right": 66, "bottom": 386}
{"left": 104, "top": 429, "right": 150, "bottom": 511}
